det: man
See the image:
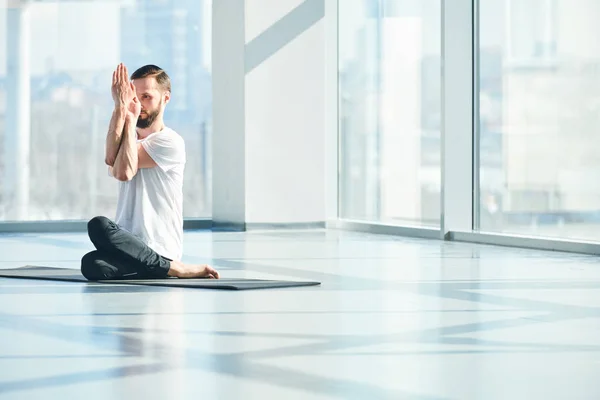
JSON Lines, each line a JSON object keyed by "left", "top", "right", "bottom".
{"left": 81, "top": 63, "right": 219, "bottom": 280}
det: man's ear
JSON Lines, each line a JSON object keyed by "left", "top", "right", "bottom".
{"left": 163, "top": 91, "right": 171, "bottom": 104}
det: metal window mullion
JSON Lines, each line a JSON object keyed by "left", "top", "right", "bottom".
{"left": 441, "top": 0, "right": 475, "bottom": 238}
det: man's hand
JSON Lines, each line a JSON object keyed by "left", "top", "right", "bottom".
{"left": 111, "top": 63, "right": 135, "bottom": 108}
{"left": 127, "top": 84, "right": 141, "bottom": 120}
{"left": 106, "top": 64, "right": 136, "bottom": 168}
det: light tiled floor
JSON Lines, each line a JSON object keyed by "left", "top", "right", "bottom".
{"left": 1, "top": 228, "right": 600, "bottom": 399}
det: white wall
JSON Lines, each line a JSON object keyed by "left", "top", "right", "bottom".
{"left": 212, "top": 0, "right": 327, "bottom": 225}
{"left": 244, "top": 0, "right": 325, "bottom": 223}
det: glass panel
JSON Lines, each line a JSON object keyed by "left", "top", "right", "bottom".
{"left": 478, "top": 0, "right": 600, "bottom": 240}
{"left": 0, "top": 0, "right": 212, "bottom": 222}
{"left": 338, "top": 0, "right": 441, "bottom": 227}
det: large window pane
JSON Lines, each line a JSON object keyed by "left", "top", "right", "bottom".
{"left": 338, "top": 0, "right": 441, "bottom": 227}
{"left": 479, "top": 0, "right": 600, "bottom": 240}
{"left": 0, "top": 0, "right": 212, "bottom": 222}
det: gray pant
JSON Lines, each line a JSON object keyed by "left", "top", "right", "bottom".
{"left": 80, "top": 216, "right": 171, "bottom": 280}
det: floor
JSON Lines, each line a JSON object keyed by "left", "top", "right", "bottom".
{"left": 1, "top": 228, "right": 600, "bottom": 400}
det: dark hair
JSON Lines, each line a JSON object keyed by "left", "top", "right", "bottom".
{"left": 130, "top": 64, "right": 171, "bottom": 93}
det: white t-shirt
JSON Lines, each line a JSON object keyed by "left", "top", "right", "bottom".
{"left": 113, "top": 127, "right": 186, "bottom": 261}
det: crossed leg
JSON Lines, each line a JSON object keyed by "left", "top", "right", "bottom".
{"left": 80, "top": 216, "right": 171, "bottom": 280}
{"left": 81, "top": 250, "right": 151, "bottom": 280}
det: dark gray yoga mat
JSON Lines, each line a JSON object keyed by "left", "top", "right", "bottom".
{"left": 0, "top": 266, "right": 321, "bottom": 290}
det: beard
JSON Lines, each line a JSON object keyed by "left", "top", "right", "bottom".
{"left": 137, "top": 102, "right": 162, "bottom": 129}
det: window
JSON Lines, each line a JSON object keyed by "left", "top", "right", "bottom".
{"left": 0, "top": 0, "right": 212, "bottom": 222}
{"left": 505, "top": 0, "right": 557, "bottom": 67}
{"left": 338, "top": 0, "right": 441, "bottom": 227}
{"left": 478, "top": 0, "right": 600, "bottom": 241}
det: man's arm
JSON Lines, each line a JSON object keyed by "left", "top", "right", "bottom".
{"left": 112, "top": 113, "right": 139, "bottom": 181}
{"left": 112, "top": 113, "right": 158, "bottom": 181}
{"left": 104, "top": 105, "right": 127, "bottom": 166}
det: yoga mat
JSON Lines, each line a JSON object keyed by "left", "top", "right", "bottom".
{"left": 0, "top": 266, "right": 321, "bottom": 290}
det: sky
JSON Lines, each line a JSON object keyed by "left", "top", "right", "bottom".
{"left": 0, "top": 0, "right": 212, "bottom": 77}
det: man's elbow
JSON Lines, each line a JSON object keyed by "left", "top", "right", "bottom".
{"left": 114, "top": 169, "right": 134, "bottom": 182}
{"left": 105, "top": 155, "right": 116, "bottom": 167}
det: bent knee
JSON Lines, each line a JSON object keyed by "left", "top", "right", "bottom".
{"left": 81, "top": 252, "right": 102, "bottom": 280}
{"left": 87, "top": 216, "right": 110, "bottom": 236}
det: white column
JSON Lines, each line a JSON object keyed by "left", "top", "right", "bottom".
{"left": 441, "top": 0, "right": 474, "bottom": 236}
{"left": 212, "top": 0, "right": 327, "bottom": 228}
{"left": 212, "top": 0, "right": 246, "bottom": 228}
{"left": 5, "top": 1, "right": 31, "bottom": 221}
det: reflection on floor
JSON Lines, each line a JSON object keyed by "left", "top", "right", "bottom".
{"left": 1, "top": 228, "right": 600, "bottom": 400}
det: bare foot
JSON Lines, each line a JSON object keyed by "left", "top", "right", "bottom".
{"left": 167, "top": 261, "right": 220, "bottom": 279}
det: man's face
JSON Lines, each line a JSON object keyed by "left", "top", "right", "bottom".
{"left": 132, "top": 77, "right": 169, "bottom": 128}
